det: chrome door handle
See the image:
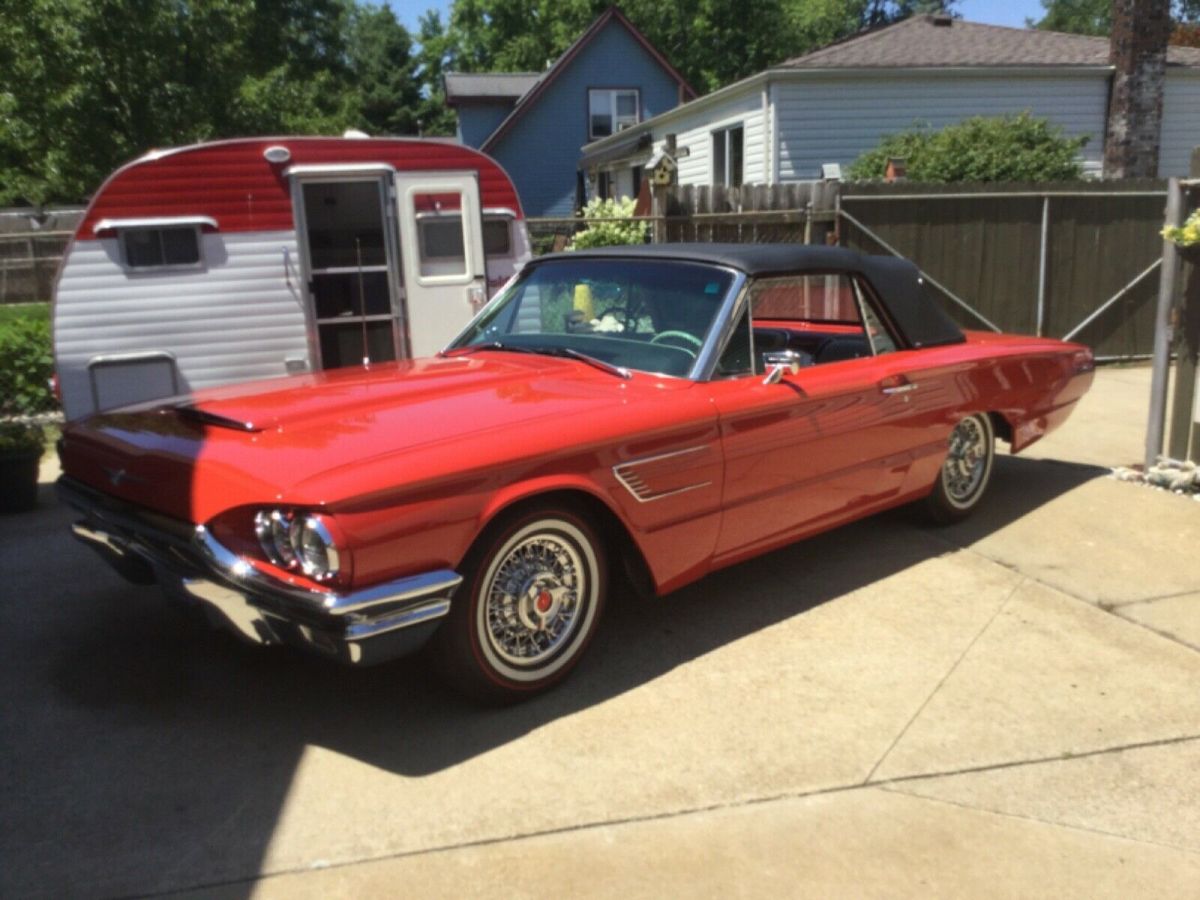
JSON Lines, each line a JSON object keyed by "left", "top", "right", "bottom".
{"left": 881, "top": 382, "right": 918, "bottom": 395}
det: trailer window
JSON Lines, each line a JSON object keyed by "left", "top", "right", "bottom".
{"left": 417, "top": 214, "right": 467, "bottom": 277}
{"left": 483, "top": 219, "right": 511, "bottom": 256}
{"left": 122, "top": 227, "right": 201, "bottom": 269}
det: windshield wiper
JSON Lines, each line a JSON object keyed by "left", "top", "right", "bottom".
{"left": 538, "top": 346, "right": 632, "bottom": 380}
{"left": 438, "top": 341, "right": 540, "bottom": 358}
{"left": 439, "top": 342, "right": 631, "bottom": 379}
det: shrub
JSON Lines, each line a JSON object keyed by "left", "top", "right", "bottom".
{"left": 848, "top": 112, "right": 1089, "bottom": 183}
{"left": 567, "top": 197, "right": 649, "bottom": 250}
{"left": 0, "top": 420, "right": 44, "bottom": 454}
{"left": 0, "top": 316, "right": 56, "bottom": 417}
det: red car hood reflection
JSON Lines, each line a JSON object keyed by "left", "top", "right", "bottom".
{"left": 64, "top": 354, "right": 685, "bottom": 522}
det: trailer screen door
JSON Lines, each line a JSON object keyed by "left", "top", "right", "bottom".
{"left": 394, "top": 172, "right": 486, "bottom": 357}
{"left": 298, "top": 178, "right": 405, "bottom": 369}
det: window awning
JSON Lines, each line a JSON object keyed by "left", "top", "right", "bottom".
{"left": 93, "top": 215, "right": 218, "bottom": 236}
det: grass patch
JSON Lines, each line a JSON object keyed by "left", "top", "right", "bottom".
{"left": 0, "top": 303, "right": 50, "bottom": 326}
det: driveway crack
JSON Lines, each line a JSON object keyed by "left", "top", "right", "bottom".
{"left": 860, "top": 576, "right": 1025, "bottom": 785}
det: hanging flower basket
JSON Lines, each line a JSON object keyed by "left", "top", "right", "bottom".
{"left": 1162, "top": 209, "right": 1200, "bottom": 264}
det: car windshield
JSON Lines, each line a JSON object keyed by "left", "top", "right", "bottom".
{"left": 449, "top": 258, "right": 736, "bottom": 378}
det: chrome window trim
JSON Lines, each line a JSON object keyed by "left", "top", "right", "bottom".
{"left": 445, "top": 260, "right": 746, "bottom": 380}
{"left": 690, "top": 270, "right": 750, "bottom": 381}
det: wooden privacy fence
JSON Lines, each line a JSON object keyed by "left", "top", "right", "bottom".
{"left": 837, "top": 181, "right": 1167, "bottom": 360}
{"left": 529, "top": 181, "right": 1168, "bottom": 360}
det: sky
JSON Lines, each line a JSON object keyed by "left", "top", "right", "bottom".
{"left": 386, "top": 0, "right": 1051, "bottom": 34}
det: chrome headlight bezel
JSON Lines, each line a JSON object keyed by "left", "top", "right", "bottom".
{"left": 253, "top": 509, "right": 341, "bottom": 582}
{"left": 254, "top": 509, "right": 297, "bottom": 569}
{"left": 295, "top": 515, "right": 341, "bottom": 581}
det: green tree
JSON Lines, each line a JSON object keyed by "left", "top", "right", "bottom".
{"left": 427, "top": 0, "right": 962, "bottom": 100}
{"left": 1030, "top": 0, "right": 1200, "bottom": 33}
{"left": 847, "top": 112, "right": 1089, "bottom": 182}
{"left": 414, "top": 10, "right": 463, "bottom": 135}
{"left": 0, "top": 0, "right": 427, "bottom": 206}
{"left": 346, "top": 4, "right": 423, "bottom": 135}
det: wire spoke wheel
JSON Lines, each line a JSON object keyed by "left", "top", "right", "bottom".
{"left": 483, "top": 532, "right": 585, "bottom": 669}
{"left": 942, "top": 416, "right": 990, "bottom": 506}
{"left": 438, "top": 507, "right": 606, "bottom": 703}
{"left": 924, "top": 413, "right": 995, "bottom": 523}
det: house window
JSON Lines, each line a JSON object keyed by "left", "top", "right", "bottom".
{"left": 597, "top": 171, "right": 611, "bottom": 201}
{"left": 121, "top": 226, "right": 201, "bottom": 268}
{"left": 712, "top": 125, "right": 744, "bottom": 188}
{"left": 631, "top": 165, "right": 643, "bottom": 199}
{"left": 588, "top": 89, "right": 639, "bottom": 140}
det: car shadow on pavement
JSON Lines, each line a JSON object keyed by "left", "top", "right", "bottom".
{"left": 0, "top": 454, "right": 1105, "bottom": 897}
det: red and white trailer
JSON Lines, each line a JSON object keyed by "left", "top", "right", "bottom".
{"left": 53, "top": 136, "right": 530, "bottom": 420}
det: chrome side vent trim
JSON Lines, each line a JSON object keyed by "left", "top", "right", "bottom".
{"left": 613, "top": 446, "right": 713, "bottom": 504}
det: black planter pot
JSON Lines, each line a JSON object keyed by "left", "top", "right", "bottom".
{"left": 0, "top": 447, "right": 41, "bottom": 513}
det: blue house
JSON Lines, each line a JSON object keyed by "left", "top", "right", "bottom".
{"left": 445, "top": 6, "right": 695, "bottom": 217}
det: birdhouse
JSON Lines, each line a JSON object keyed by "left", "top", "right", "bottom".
{"left": 647, "top": 149, "right": 677, "bottom": 186}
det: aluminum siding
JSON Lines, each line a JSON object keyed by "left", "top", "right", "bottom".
{"left": 668, "top": 89, "right": 768, "bottom": 185}
{"left": 1160, "top": 71, "right": 1200, "bottom": 177}
{"left": 55, "top": 230, "right": 309, "bottom": 420}
{"left": 774, "top": 72, "right": 1109, "bottom": 180}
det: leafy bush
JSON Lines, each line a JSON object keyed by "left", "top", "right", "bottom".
{"left": 568, "top": 197, "right": 649, "bottom": 250}
{"left": 848, "top": 112, "right": 1089, "bottom": 183}
{"left": 0, "top": 421, "right": 44, "bottom": 454}
{"left": 0, "top": 316, "right": 56, "bottom": 417}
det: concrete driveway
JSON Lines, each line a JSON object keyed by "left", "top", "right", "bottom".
{"left": 1, "top": 366, "right": 1197, "bottom": 898}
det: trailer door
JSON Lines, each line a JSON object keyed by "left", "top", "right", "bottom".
{"left": 394, "top": 172, "right": 487, "bottom": 357}
{"left": 294, "top": 175, "right": 407, "bottom": 369}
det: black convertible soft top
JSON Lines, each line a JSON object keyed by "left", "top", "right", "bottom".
{"left": 538, "top": 243, "right": 966, "bottom": 350}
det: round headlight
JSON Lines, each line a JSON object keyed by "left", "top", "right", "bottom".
{"left": 255, "top": 509, "right": 298, "bottom": 568}
{"left": 292, "top": 515, "right": 340, "bottom": 581}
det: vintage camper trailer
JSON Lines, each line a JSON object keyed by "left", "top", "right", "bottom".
{"left": 53, "top": 136, "right": 530, "bottom": 420}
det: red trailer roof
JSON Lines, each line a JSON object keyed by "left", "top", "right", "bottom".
{"left": 78, "top": 137, "right": 523, "bottom": 238}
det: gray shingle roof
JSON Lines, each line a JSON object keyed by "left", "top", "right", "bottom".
{"left": 779, "top": 15, "right": 1200, "bottom": 69}
{"left": 444, "top": 73, "right": 541, "bottom": 103}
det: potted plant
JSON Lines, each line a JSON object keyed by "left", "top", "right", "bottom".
{"left": 0, "top": 420, "right": 44, "bottom": 513}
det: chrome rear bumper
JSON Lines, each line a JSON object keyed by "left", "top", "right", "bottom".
{"left": 60, "top": 478, "right": 460, "bottom": 666}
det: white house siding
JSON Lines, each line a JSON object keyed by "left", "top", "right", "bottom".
{"left": 1160, "top": 71, "right": 1200, "bottom": 177}
{"left": 55, "top": 230, "right": 310, "bottom": 420}
{"left": 666, "top": 89, "right": 768, "bottom": 186}
{"left": 774, "top": 72, "right": 1109, "bottom": 181}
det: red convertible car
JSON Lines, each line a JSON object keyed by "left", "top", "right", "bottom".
{"left": 59, "top": 244, "right": 1094, "bottom": 702}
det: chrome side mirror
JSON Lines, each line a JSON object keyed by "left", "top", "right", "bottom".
{"left": 762, "top": 350, "right": 803, "bottom": 385}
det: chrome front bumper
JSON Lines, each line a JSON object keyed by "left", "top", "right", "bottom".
{"left": 59, "top": 478, "right": 461, "bottom": 666}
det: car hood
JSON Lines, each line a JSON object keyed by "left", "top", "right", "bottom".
{"left": 61, "top": 353, "right": 692, "bottom": 523}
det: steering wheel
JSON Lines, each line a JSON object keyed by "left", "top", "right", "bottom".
{"left": 650, "top": 330, "right": 703, "bottom": 357}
